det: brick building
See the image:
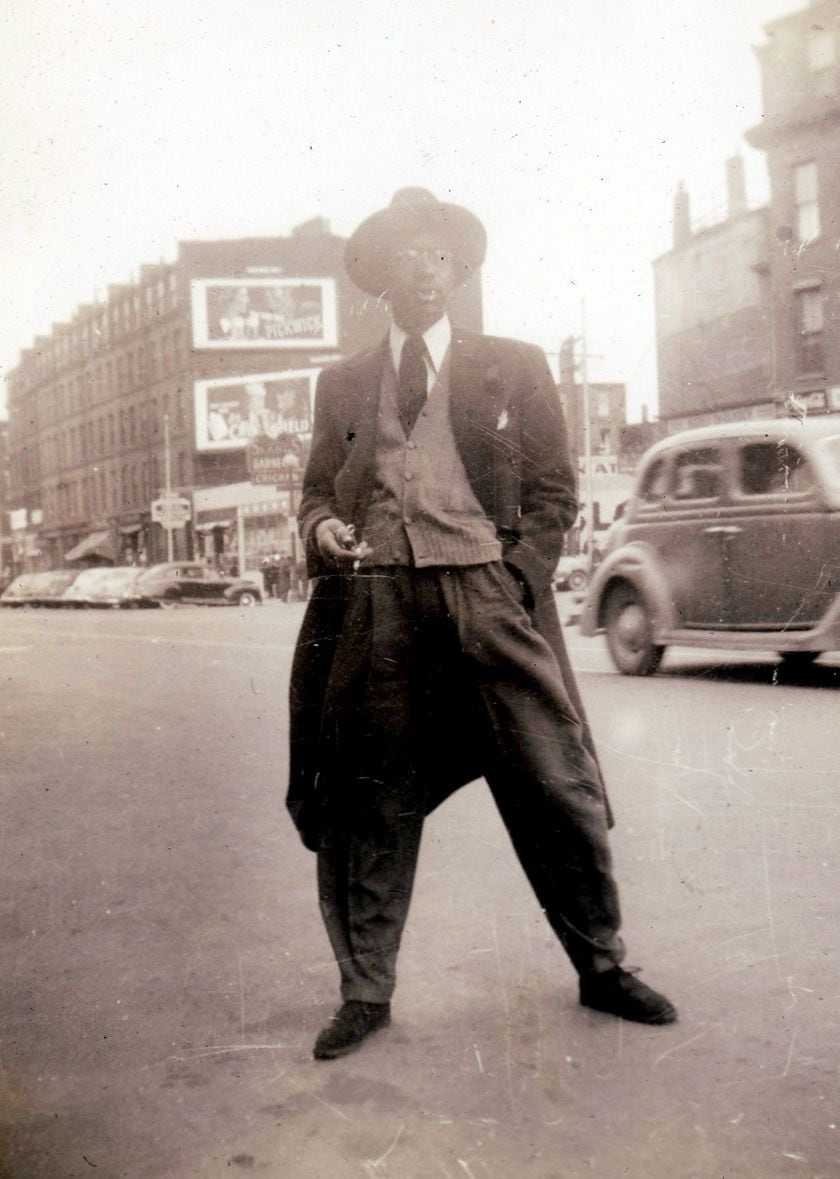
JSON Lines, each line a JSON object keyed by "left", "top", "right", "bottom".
{"left": 556, "top": 336, "right": 628, "bottom": 476}
{"left": 746, "top": 0, "right": 840, "bottom": 418}
{"left": 5, "top": 217, "right": 483, "bottom": 573}
{"left": 653, "top": 161, "right": 774, "bottom": 430}
{"left": 555, "top": 336, "right": 632, "bottom": 547}
{"left": 654, "top": 0, "right": 840, "bottom": 430}
{"left": 0, "top": 411, "right": 11, "bottom": 577}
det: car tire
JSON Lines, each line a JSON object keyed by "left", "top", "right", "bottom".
{"left": 158, "top": 597, "right": 178, "bottom": 610}
{"left": 235, "top": 591, "right": 259, "bottom": 607}
{"left": 604, "top": 583, "right": 664, "bottom": 676}
{"left": 567, "top": 569, "right": 588, "bottom": 592}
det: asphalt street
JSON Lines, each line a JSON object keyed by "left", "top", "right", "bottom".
{"left": 1, "top": 598, "right": 839, "bottom": 1178}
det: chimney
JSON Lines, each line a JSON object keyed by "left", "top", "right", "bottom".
{"left": 725, "top": 155, "right": 746, "bottom": 218}
{"left": 673, "top": 182, "right": 691, "bottom": 248}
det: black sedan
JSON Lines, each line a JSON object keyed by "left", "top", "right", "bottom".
{"left": 131, "top": 562, "right": 262, "bottom": 607}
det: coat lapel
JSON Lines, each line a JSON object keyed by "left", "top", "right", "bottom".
{"left": 336, "top": 339, "right": 388, "bottom": 524}
{"left": 449, "top": 332, "right": 518, "bottom": 490}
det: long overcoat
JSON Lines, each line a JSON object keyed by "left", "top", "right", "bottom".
{"left": 287, "top": 330, "right": 612, "bottom": 851}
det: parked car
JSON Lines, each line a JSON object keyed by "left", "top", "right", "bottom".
{"left": 61, "top": 565, "right": 145, "bottom": 608}
{"left": 0, "top": 569, "right": 82, "bottom": 607}
{"left": 131, "top": 562, "right": 263, "bottom": 607}
{"left": 579, "top": 417, "right": 840, "bottom": 674}
{"left": 552, "top": 555, "right": 590, "bottom": 592}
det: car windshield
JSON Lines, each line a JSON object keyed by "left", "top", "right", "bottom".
{"left": 134, "top": 566, "right": 172, "bottom": 584}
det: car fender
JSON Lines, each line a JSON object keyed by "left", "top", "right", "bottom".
{"left": 578, "top": 542, "right": 677, "bottom": 638}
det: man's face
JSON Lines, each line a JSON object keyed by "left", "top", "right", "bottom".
{"left": 388, "top": 231, "right": 457, "bottom": 331}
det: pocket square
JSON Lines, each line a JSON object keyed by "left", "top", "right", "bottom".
{"left": 496, "top": 409, "right": 509, "bottom": 431}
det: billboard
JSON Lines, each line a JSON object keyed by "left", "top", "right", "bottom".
{"left": 190, "top": 277, "right": 337, "bottom": 349}
{"left": 194, "top": 368, "right": 316, "bottom": 452}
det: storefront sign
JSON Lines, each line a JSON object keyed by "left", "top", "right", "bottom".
{"left": 190, "top": 278, "right": 337, "bottom": 350}
{"left": 782, "top": 390, "right": 828, "bottom": 417}
{"left": 247, "top": 435, "right": 305, "bottom": 486}
{"left": 194, "top": 368, "right": 316, "bottom": 452}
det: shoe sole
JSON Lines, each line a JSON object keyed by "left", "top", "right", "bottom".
{"left": 581, "top": 1000, "right": 678, "bottom": 1025}
{"left": 313, "top": 1019, "right": 391, "bottom": 1060}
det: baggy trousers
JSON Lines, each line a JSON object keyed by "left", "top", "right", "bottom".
{"left": 317, "top": 563, "right": 625, "bottom": 1004}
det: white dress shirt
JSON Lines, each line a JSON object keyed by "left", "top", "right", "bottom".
{"left": 389, "top": 316, "right": 452, "bottom": 393}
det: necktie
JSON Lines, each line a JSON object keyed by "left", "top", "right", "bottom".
{"left": 397, "top": 334, "right": 427, "bottom": 436}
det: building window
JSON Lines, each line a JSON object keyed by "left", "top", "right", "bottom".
{"left": 794, "top": 162, "right": 820, "bottom": 242}
{"left": 597, "top": 392, "right": 610, "bottom": 418}
{"left": 796, "top": 287, "right": 824, "bottom": 374}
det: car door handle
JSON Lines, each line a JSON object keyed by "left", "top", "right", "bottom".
{"left": 703, "top": 525, "right": 743, "bottom": 535}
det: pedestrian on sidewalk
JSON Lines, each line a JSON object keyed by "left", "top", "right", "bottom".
{"left": 287, "top": 188, "right": 676, "bottom": 1061}
{"left": 274, "top": 554, "right": 292, "bottom": 602}
{"left": 261, "top": 555, "right": 278, "bottom": 600}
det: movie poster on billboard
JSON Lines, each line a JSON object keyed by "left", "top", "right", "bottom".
{"left": 194, "top": 369, "right": 316, "bottom": 452}
{"left": 190, "top": 277, "right": 338, "bottom": 349}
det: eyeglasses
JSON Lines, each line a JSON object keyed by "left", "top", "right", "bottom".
{"left": 393, "top": 247, "right": 454, "bottom": 267}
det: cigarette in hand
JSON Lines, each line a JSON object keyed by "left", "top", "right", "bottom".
{"left": 338, "top": 524, "right": 372, "bottom": 560}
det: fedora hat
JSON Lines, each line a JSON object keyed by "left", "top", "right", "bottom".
{"left": 344, "top": 188, "right": 487, "bottom": 297}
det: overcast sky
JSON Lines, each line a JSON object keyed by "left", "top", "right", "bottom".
{"left": 1, "top": 0, "right": 797, "bottom": 420}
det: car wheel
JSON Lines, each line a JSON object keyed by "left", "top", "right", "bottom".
{"left": 778, "top": 651, "right": 819, "bottom": 668}
{"left": 158, "top": 596, "right": 178, "bottom": 610}
{"left": 604, "top": 584, "right": 664, "bottom": 676}
{"left": 567, "top": 569, "right": 588, "bottom": 592}
{"left": 235, "top": 591, "right": 258, "bottom": 607}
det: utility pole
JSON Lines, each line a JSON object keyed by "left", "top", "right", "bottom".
{"left": 579, "top": 298, "right": 595, "bottom": 575}
{"left": 163, "top": 413, "right": 173, "bottom": 562}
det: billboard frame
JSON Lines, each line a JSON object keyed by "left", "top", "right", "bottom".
{"left": 190, "top": 277, "right": 338, "bottom": 350}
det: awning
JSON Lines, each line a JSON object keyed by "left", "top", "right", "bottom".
{"left": 119, "top": 523, "right": 143, "bottom": 535}
{"left": 194, "top": 520, "right": 233, "bottom": 532}
{"left": 64, "top": 531, "right": 114, "bottom": 561}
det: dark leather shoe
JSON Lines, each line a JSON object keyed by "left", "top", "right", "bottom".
{"left": 313, "top": 1001, "right": 391, "bottom": 1060}
{"left": 579, "top": 967, "right": 677, "bottom": 1025}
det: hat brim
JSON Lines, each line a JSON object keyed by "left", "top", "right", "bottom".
{"left": 344, "top": 201, "right": 487, "bottom": 297}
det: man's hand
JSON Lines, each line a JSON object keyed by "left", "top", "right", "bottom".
{"left": 315, "top": 518, "right": 371, "bottom": 565}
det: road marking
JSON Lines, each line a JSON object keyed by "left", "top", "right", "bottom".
{"left": 0, "top": 646, "right": 32, "bottom": 653}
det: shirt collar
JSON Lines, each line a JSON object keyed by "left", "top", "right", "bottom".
{"left": 389, "top": 315, "right": 451, "bottom": 375}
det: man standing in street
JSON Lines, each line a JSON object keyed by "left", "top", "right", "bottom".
{"left": 287, "top": 188, "right": 676, "bottom": 1061}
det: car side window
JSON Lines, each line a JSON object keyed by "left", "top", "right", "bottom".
{"left": 738, "top": 441, "right": 814, "bottom": 496}
{"left": 672, "top": 447, "right": 722, "bottom": 500}
{"left": 638, "top": 457, "right": 670, "bottom": 503}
